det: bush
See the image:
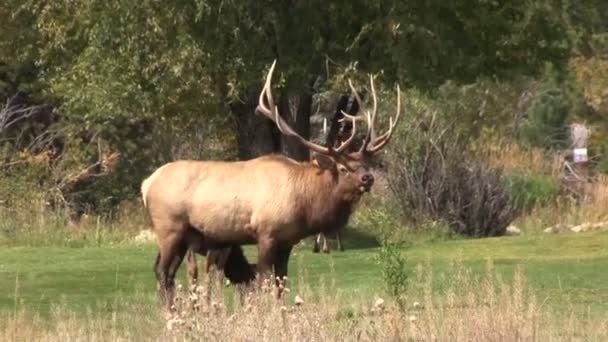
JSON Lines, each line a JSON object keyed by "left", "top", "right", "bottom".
{"left": 376, "top": 242, "right": 409, "bottom": 307}
{"left": 387, "top": 112, "right": 519, "bottom": 237}
{"left": 506, "top": 171, "right": 561, "bottom": 212}
{"left": 444, "top": 164, "right": 518, "bottom": 237}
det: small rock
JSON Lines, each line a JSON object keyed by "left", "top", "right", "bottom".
{"left": 505, "top": 225, "right": 521, "bottom": 236}
{"left": 294, "top": 295, "right": 304, "bottom": 306}
{"left": 570, "top": 225, "right": 584, "bottom": 233}
{"left": 564, "top": 221, "right": 608, "bottom": 233}
{"left": 412, "top": 301, "right": 422, "bottom": 309}
{"left": 408, "top": 315, "right": 417, "bottom": 323}
{"left": 543, "top": 223, "right": 573, "bottom": 234}
{"left": 374, "top": 298, "right": 385, "bottom": 310}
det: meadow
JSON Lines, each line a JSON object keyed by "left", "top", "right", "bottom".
{"left": 1, "top": 228, "right": 607, "bottom": 341}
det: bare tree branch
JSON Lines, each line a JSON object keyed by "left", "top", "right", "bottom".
{"left": 0, "top": 95, "right": 47, "bottom": 134}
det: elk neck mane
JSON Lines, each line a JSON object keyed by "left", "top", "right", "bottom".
{"left": 264, "top": 154, "right": 359, "bottom": 235}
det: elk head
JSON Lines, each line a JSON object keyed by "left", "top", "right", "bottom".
{"left": 255, "top": 60, "right": 401, "bottom": 199}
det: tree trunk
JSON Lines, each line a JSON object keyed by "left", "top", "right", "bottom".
{"left": 230, "top": 89, "right": 314, "bottom": 161}
{"left": 278, "top": 92, "right": 313, "bottom": 161}
{"left": 230, "top": 93, "right": 279, "bottom": 160}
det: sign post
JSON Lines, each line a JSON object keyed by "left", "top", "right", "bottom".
{"left": 570, "top": 123, "right": 590, "bottom": 180}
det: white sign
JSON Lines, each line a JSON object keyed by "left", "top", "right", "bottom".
{"left": 573, "top": 148, "right": 588, "bottom": 163}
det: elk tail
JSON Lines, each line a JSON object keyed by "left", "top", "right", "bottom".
{"left": 140, "top": 164, "right": 169, "bottom": 208}
{"left": 140, "top": 177, "right": 151, "bottom": 208}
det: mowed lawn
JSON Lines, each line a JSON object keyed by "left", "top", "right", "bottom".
{"left": 0, "top": 230, "right": 607, "bottom": 318}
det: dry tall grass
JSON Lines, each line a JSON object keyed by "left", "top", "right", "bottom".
{"left": 1, "top": 262, "right": 606, "bottom": 342}
{"left": 0, "top": 189, "right": 147, "bottom": 246}
{"left": 484, "top": 142, "right": 563, "bottom": 177}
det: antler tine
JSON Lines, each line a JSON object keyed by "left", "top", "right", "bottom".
{"left": 255, "top": 60, "right": 331, "bottom": 156}
{"left": 346, "top": 79, "right": 373, "bottom": 153}
{"left": 338, "top": 110, "right": 367, "bottom": 123}
{"left": 256, "top": 60, "right": 277, "bottom": 117}
{"left": 369, "top": 75, "right": 378, "bottom": 142}
{"left": 366, "top": 85, "right": 401, "bottom": 153}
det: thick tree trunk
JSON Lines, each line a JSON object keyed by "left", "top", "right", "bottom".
{"left": 230, "top": 93, "right": 279, "bottom": 160}
{"left": 278, "top": 92, "right": 313, "bottom": 161}
{"left": 230, "top": 89, "right": 314, "bottom": 161}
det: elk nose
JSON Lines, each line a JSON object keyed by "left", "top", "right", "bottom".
{"left": 361, "top": 173, "right": 374, "bottom": 185}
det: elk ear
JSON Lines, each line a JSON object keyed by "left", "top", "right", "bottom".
{"left": 312, "top": 153, "right": 336, "bottom": 170}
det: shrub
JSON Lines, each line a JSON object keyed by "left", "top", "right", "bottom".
{"left": 444, "top": 164, "right": 518, "bottom": 237}
{"left": 376, "top": 242, "right": 409, "bottom": 308}
{"left": 352, "top": 203, "right": 401, "bottom": 242}
{"left": 387, "top": 112, "right": 519, "bottom": 237}
{"left": 506, "top": 171, "right": 561, "bottom": 212}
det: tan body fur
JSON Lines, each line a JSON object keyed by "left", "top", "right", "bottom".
{"left": 143, "top": 155, "right": 360, "bottom": 247}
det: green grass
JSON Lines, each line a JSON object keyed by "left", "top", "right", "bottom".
{"left": 1, "top": 230, "right": 607, "bottom": 319}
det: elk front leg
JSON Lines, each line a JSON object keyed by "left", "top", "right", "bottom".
{"left": 256, "top": 236, "right": 277, "bottom": 291}
{"left": 274, "top": 244, "right": 293, "bottom": 298}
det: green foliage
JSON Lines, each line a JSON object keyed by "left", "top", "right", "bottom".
{"left": 431, "top": 77, "right": 534, "bottom": 141}
{"left": 376, "top": 242, "right": 409, "bottom": 306}
{"left": 519, "top": 64, "right": 587, "bottom": 149}
{"left": 506, "top": 171, "right": 561, "bottom": 211}
{"left": 569, "top": 55, "right": 608, "bottom": 173}
{"left": 0, "top": 0, "right": 599, "bottom": 219}
{"left": 352, "top": 203, "right": 402, "bottom": 242}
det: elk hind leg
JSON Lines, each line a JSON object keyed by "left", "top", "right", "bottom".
{"left": 154, "top": 229, "right": 187, "bottom": 311}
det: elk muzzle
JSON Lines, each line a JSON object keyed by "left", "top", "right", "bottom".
{"left": 360, "top": 173, "right": 374, "bottom": 192}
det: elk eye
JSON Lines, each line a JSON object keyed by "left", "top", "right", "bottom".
{"left": 338, "top": 165, "right": 348, "bottom": 174}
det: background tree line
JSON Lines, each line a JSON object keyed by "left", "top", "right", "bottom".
{"left": 1, "top": 0, "right": 606, "bottom": 233}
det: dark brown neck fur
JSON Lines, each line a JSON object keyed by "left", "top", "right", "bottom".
{"left": 295, "top": 162, "right": 357, "bottom": 237}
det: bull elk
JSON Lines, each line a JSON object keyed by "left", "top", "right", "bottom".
{"left": 141, "top": 60, "right": 402, "bottom": 309}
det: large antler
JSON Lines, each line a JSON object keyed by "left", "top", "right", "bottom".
{"left": 256, "top": 60, "right": 359, "bottom": 156}
{"left": 340, "top": 75, "right": 401, "bottom": 155}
